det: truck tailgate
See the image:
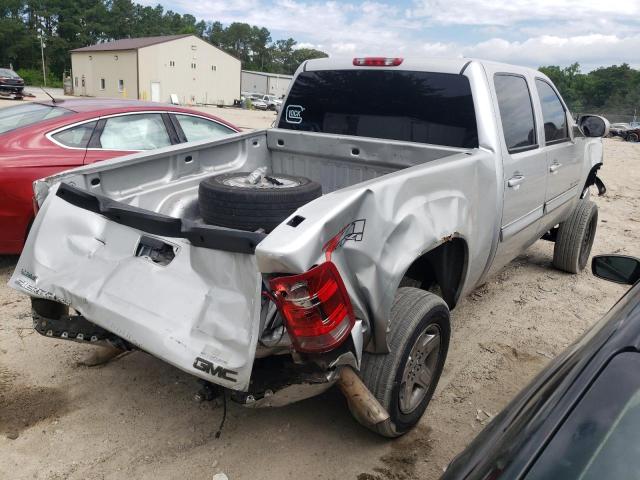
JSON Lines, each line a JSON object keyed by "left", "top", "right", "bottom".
{"left": 9, "top": 184, "right": 263, "bottom": 391}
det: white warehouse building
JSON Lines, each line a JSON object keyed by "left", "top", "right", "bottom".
{"left": 70, "top": 34, "right": 241, "bottom": 105}
{"left": 241, "top": 70, "right": 293, "bottom": 98}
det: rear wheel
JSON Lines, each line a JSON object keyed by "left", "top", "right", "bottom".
{"left": 553, "top": 199, "right": 598, "bottom": 273}
{"left": 351, "top": 287, "right": 450, "bottom": 437}
{"left": 628, "top": 132, "right": 639, "bottom": 142}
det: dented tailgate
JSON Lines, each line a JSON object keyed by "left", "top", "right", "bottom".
{"left": 9, "top": 184, "right": 263, "bottom": 391}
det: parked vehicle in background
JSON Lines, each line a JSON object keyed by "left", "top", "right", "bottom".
{"left": 0, "top": 98, "right": 240, "bottom": 254}
{"left": 441, "top": 254, "right": 640, "bottom": 480}
{"left": 608, "top": 122, "right": 629, "bottom": 139}
{"left": 0, "top": 68, "right": 25, "bottom": 100}
{"left": 250, "top": 97, "right": 269, "bottom": 110}
{"left": 11, "top": 57, "right": 608, "bottom": 437}
{"left": 244, "top": 93, "right": 268, "bottom": 110}
{"left": 244, "top": 93, "right": 281, "bottom": 111}
{"left": 626, "top": 127, "right": 639, "bottom": 142}
{"left": 259, "top": 94, "right": 283, "bottom": 110}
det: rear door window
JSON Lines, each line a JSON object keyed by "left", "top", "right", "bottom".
{"left": 99, "top": 114, "right": 171, "bottom": 150}
{"left": 0, "top": 103, "right": 72, "bottom": 135}
{"left": 278, "top": 70, "right": 478, "bottom": 148}
{"left": 535, "top": 79, "right": 569, "bottom": 144}
{"left": 51, "top": 121, "right": 97, "bottom": 148}
{"left": 174, "top": 114, "right": 236, "bottom": 142}
{"left": 494, "top": 74, "right": 537, "bottom": 153}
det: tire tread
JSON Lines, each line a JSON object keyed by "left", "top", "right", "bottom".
{"left": 553, "top": 199, "right": 598, "bottom": 273}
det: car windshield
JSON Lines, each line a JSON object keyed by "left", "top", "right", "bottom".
{"left": 0, "top": 103, "right": 73, "bottom": 135}
{"left": 278, "top": 69, "right": 478, "bottom": 148}
{"left": 0, "top": 68, "right": 20, "bottom": 78}
{"left": 526, "top": 352, "right": 640, "bottom": 480}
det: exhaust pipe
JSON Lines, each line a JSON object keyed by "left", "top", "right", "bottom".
{"left": 337, "top": 366, "right": 390, "bottom": 426}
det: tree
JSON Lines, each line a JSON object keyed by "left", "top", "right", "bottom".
{"left": 539, "top": 63, "right": 640, "bottom": 116}
{"left": 0, "top": 1, "right": 330, "bottom": 80}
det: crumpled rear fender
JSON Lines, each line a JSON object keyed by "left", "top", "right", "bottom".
{"left": 257, "top": 149, "right": 499, "bottom": 352}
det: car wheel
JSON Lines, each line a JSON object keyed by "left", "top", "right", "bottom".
{"left": 628, "top": 133, "right": 639, "bottom": 142}
{"left": 351, "top": 287, "right": 450, "bottom": 437}
{"left": 198, "top": 172, "right": 322, "bottom": 232}
{"left": 553, "top": 199, "right": 598, "bottom": 273}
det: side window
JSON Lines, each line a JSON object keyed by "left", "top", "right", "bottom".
{"left": 99, "top": 114, "right": 171, "bottom": 150}
{"left": 51, "top": 121, "right": 97, "bottom": 148}
{"left": 536, "top": 79, "right": 568, "bottom": 144}
{"left": 175, "top": 114, "right": 236, "bottom": 143}
{"left": 494, "top": 74, "right": 537, "bottom": 153}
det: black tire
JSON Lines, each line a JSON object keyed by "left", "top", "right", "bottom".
{"left": 628, "top": 133, "right": 639, "bottom": 142}
{"left": 352, "top": 287, "right": 450, "bottom": 437}
{"left": 553, "top": 199, "right": 598, "bottom": 273}
{"left": 31, "top": 298, "right": 69, "bottom": 319}
{"left": 198, "top": 172, "right": 322, "bottom": 232}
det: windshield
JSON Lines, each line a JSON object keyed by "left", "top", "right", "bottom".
{"left": 0, "top": 103, "right": 73, "bottom": 135}
{"left": 278, "top": 69, "right": 478, "bottom": 148}
{"left": 0, "top": 68, "right": 20, "bottom": 79}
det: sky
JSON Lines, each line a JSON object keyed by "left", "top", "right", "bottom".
{"left": 142, "top": 0, "right": 640, "bottom": 71}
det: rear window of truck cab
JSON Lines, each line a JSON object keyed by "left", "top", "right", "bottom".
{"left": 277, "top": 69, "right": 478, "bottom": 148}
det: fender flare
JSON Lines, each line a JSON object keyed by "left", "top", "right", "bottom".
{"left": 581, "top": 163, "right": 605, "bottom": 198}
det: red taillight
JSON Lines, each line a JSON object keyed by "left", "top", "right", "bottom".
{"left": 269, "top": 262, "right": 355, "bottom": 353}
{"left": 352, "top": 57, "right": 403, "bottom": 67}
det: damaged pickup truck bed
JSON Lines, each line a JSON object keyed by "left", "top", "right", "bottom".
{"left": 10, "top": 57, "right": 609, "bottom": 437}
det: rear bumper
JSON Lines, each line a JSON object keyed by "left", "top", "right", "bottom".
{"left": 0, "top": 84, "right": 24, "bottom": 94}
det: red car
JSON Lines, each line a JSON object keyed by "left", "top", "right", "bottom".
{"left": 0, "top": 98, "right": 240, "bottom": 254}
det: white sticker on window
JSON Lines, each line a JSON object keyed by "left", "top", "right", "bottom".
{"left": 285, "top": 105, "right": 305, "bottom": 124}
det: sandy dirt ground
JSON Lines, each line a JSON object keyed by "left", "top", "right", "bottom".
{"left": 1, "top": 94, "right": 639, "bottom": 480}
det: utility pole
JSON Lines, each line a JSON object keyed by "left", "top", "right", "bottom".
{"left": 39, "top": 30, "right": 46, "bottom": 87}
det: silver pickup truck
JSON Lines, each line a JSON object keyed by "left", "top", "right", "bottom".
{"left": 10, "top": 57, "right": 608, "bottom": 437}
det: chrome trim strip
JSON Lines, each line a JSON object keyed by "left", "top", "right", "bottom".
{"left": 500, "top": 205, "right": 544, "bottom": 241}
{"left": 544, "top": 185, "right": 579, "bottom": 214}
{"left": 45, "top": 110, "right": 238, "bottom": 152}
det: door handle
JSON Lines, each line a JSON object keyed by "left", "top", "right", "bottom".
{"left": 549, "top": 162, "right": 562, "bottom": 173}
{"left": 507, "top": 175, "right": 526, "bottom": 188}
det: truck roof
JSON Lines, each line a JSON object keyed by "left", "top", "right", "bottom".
{"left": 302, "top": 57, "right": 549, "bottom": 80}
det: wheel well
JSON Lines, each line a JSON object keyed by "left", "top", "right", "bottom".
{"left": 401, "top": 237, "right": 467, "bottom": 309}
{"left": 582, "top": 162, "right": 603, "bottom": 197}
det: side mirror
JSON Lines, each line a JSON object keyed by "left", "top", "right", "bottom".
{"left": 592, "top": 255, "right": 640, "bottom": 285}
{"left": 578, "top": 115, "right": 610, "bottom": 138}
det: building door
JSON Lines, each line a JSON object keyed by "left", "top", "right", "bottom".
{"left": 151, "top": 82, "right": 161, "bottom": 102}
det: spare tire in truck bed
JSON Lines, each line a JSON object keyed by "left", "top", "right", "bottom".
{"left": 198, "top": 172, "right": 322, "bottom": 232}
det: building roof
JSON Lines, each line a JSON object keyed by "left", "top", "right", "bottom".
{"left": 71, "top": 34, "right": 192, "bottom": 53}
{"left": 242, "top": 70, "right": 293, "bottom": 79}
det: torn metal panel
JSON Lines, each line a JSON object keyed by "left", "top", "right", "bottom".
{"left": 257, "top": 149, "right": 500, "bottom": 352}
{"left": 10, "top": 184, "right": 262, "bottom": 391}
